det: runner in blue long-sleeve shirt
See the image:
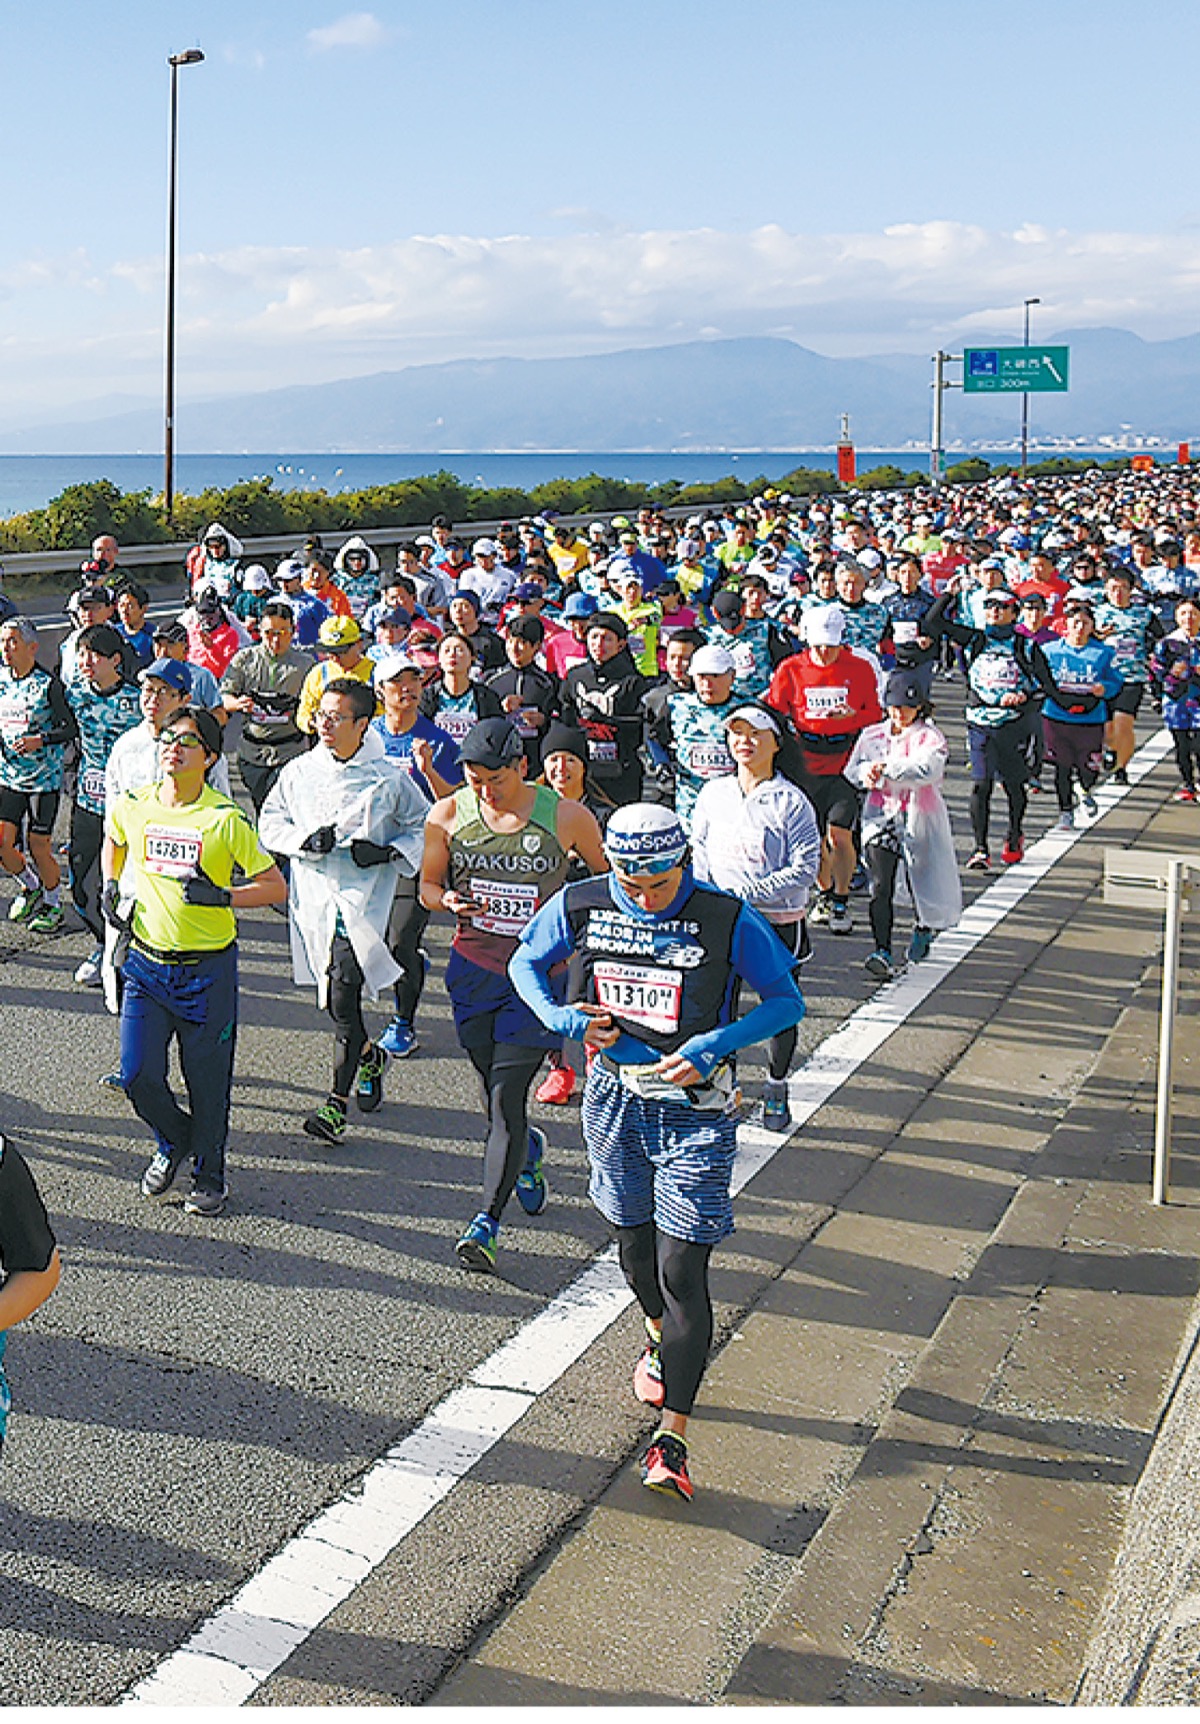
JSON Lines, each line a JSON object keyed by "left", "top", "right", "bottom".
{"left": 1040, "top": 596, "right": 1124, "bottom": 827}
{"left": 509, "top": 802, "right": 805, "bottom": 1504}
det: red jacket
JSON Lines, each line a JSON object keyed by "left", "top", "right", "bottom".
{"left": 767, "top": 647, "right": 882, "bottom": 774}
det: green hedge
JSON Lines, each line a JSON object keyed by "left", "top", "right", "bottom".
{"left": 0, "top": 456, "right": 1142, "bottom": 557}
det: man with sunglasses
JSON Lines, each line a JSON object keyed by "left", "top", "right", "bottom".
{"left": 103, "top": 706, "right": 286, "bottom": 1216}
{"left": 509, "top": 803, "right": 805, "bottom": 1503}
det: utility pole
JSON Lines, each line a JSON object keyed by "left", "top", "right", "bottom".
{"left": 164, "top": 48, "right": 205, "bottom": 525}
{"left": 1020, "top": 296, "right": 1040, "bottom": 478}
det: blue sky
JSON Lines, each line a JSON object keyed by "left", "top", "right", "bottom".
{"left": 1, "top": 0, "right": 1197, "bottom": 428}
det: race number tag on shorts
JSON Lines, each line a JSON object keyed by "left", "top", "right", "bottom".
{"left": 594, "top": 961, "right": 683, "bottom": 1033}
{"left": 79, "top": 766, "right": 107, "bottom": 805}
{"left": 468, "top": 876, "right": 538, "bottom": 936}
{"left": 143, "top": 824, "right": 203, "bottom": 878}
{"left": 805, "top": 685, "right": 849, "bottom": 719}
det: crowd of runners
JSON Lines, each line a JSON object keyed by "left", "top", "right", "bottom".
{"left": 2, "top": 462, "right": 1199, "bottom": 1501}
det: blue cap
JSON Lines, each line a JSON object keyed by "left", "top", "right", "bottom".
{"left": 139, "top": 657, "right": 192, "bottom": 694}
{"left": 563, "top": 591, "right": 599, "bottom": 620}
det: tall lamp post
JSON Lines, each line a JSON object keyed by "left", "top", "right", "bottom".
{"left": 1020, "top": 295, "right": 1040, "bottom": 479}
{"left": 164, "top": 48, "right": 204, "bottom": 527}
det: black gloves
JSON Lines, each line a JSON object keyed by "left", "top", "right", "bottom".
{"left": 350, "top": 837, "right": 397, "bottom": 868}
{"left": 300, "top": 825, "right": 337, "bottom": 855}
{"left": 183, "top": 864, "right": 232, "bottom": 907}
{"left": 101, "top": 879, "right": 133, "bottom": 931}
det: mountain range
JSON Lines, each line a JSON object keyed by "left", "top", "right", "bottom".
{"left": 2, "top": 329, "right": 1196, "bottom": 456}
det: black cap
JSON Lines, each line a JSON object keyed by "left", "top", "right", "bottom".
{"left": 884, "top": 670, "right": 928, "bottom": 708}
{"left": 587, "top": 610, "right": 628, "bottom": 640}
{"left": 712, "top": 589, "right": 744, "bottom": 619}
{"left": 458, "top": 716, "right": 525, "bottom": 769}
{"left": 541, "top": 721, "right": 589, "bottom": 764}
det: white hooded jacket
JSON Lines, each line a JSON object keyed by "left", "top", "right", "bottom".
{"left": 845, "top": 717, "right": 962, "bottom": 932}
{"left": 258, "top": 727, "right": 428, "bottom": 1002}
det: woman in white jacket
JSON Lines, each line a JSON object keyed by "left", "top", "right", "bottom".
{"left": 845, "top": 669, "right": 962, "bottom": 981}
{"left": 691, "top": 702, "right": 821, "bottom": 1133}
{"left": 258, "top": 678, "right": 429, "bottom": 1144}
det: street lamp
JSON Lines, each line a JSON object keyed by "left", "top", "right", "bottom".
{"left": 1020, "top": 296, "right": 1040, "bottom": 479}
{"left": 164, "top": 47, "right": 204, "bottom": 527}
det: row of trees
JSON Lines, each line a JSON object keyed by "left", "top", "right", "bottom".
{"left": 0, "top": 456, "right": 1136, "bottom": 559}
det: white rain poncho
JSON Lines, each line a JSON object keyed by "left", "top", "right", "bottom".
{"left": 258, "top": 727, "right": 428, "bottom": 1003}
{"left": 845, "top": 717, "right": 962, "bottom": 932}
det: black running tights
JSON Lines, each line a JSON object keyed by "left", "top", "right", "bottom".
{"left": 465, "top": 1037, "right": 544, "bottom": 1220}
{"left": 767, "top": 919, "right": 804, "bottom": 1081}
{"left": 327, "top": 933, "right": 369, "bottom": 1098}
{"left": 616, "top": 1222, "right": 715, "bottom": 1417}
{"left": 970, "top": 777, "right": 1026, "bottom": 852}
{"left": 1173, "top": 728, "right": 1200, "bottom": 790}
{"left": 865, "top": 841, "right": 901, "bottom": 952}
{"left": 386, "top": 874, "right": 430, "bottom": 1022}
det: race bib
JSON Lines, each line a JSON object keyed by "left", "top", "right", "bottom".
{"left": 684, "top": 741, "right": 733, "bottom": 777}
{"left": 79, "top": 766, "right": 107, "bottom": 805}
{"left": 892, "top": 619, "right": 919, "bottom": 644}
{"left": 594, "top": 961, "right": 683, "bottom": 1033}
{"left": 468, "top": 876, "right": 539, "bottom": 937}
{"left": 439, "top": 709, "right": 475, "bottom": 742}
{"left": 248, "top": 702, "right": 289, "bottom": 727}
{"left": 143, "top": 824, "right": 203, "bottom": 878}
{"left": 805, "top": 685, "right": 849, "bottom": 718}
{"left": 588, "top": 737, "right": 619, "bottom": 764}
{"left": 0, "top": 699, "right": 26, "bottom": 742}
{"left": 973, "top": 655, "right": 1021, "bottom": 695}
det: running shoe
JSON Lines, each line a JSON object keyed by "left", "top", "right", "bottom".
{"left": 515, "top": 1126, "right": 548, "bottom": 1216}
{"left": 377, "top": 1017, "right": 418, "bottom": 1058}
{"left": 183, "top": 1186, "right": 227, "bottom": 1217}
{"left": 865, "top": 948, "right": 895, "bottom": 980}
{"left": 535, "top": 1062, "right": 576, "bottom": 1105}
{"left": 8, "top": 886, "right": 43, "bottom": 924}
{"left": 304, "top": 1101, "right": 347, "bottom": 1144}
{"left": 1055, "top": 811, "right": 1075, "bottom": 830}
{"left": 1078, "top": 791, "right": 1099, "bottom": 818}
{"left": 1113, "top": 767, "right": 1129, "bottom": 786}
{"left": 1102, "top": 748, "right": 1117, "bottom": 773}
{"left": 849, "top": 861, "right": 870, "bottom": 895}
{"left": 74, "top": 947, "right": 104, "bottom": 987}
{"left": 29, "top": 902, "right": 64, "bottom": 934}
{"left": 456, "top": 1211, "right": 498, "bottom": 1273}
{"left": 1027, "top": 778, "right": 1045, "bottom": 795}
{"left": 1174, "top": 786, "right": 1197, "bottom": 803}
{"left": 1000, "top": 836, "right": 1025, "bottom": 865}
{"left": 98, "top": 1070, "right": 124, "bottom": 1090}
{"left": 761, "top": 1078, "right": 791, "bottom": 1133}
{"left": 908, "top": 926, "right": 934, "bottom": 964}
{"left": 827, "top": 899, "right": 854, "bottom": 935}
{"left": 140, "top": 1149, "right": 188, "bottom": 1200}
{"left": 355, "top": 1044, "right": 386, "bottom": 1113}
{"left": 633, "top": 1343, "right": 665, "bottom": 1408}
{"left": 965, "top": 850, "right": 991, "bottom": 871}
{"left": 807, "top": 890, "right": 832, "bottom": 926}
{"left": 641, "top": 1430, "right": 693, "bottom": 1501}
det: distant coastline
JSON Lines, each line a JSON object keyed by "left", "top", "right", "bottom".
{"left": 0, "top": 446, "right": 1159, "bottom": 518}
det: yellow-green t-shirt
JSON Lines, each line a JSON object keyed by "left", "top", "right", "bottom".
{"left": 106, "top": 782, "right": 274, "bottom": 952}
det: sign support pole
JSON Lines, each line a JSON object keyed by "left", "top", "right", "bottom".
{"left": 1153, "top": 857, "right": 1185, "bottom": 1206}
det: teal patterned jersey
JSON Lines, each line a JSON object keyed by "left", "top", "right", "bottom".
{"left": 66, "top": 676, "right": 144, "bottom": 814}
{"left": 1094, "top": 599, "right": 1155, "bottom": 684}
{"left": 668, "top": 690, "right": 737, "bottom": 827}
{"left": 706, "top": 617, "right": 774, "bottom": 698}
{"left": 0, "top": 665, "right": 70, "bottom": 793}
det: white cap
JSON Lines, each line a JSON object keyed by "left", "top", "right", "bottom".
{"left": 472, "top": 538, "right": 499, "bottom": 559}
{"left": 724, "top": 704, "right": 780, "bottom": 734}
{"left": 689, "top": 643, "right": 737, "bottom": 676}
{"left": 373, "top": 650, "right": 421, "bottom": 681}
{"left": 802, "top": 605, "right": 846, "bottom": 646}
{"left": 242, "top": 564, "right": 271, "bottom": 592}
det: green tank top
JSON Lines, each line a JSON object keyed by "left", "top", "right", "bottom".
{"left": 449, "top": 783, "right": 568, "bottom": 972}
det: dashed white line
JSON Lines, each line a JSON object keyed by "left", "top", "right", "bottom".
{"left": 120, "top": 729, "right": 1172, "bottom": 1707}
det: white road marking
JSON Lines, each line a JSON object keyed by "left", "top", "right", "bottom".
{"left": 120, "top": 730, "right": 1173, "bottom": 1707}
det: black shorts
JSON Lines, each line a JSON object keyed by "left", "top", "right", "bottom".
{"left": 0, "top": 789, "right": 60, "bottom": 835}
{"left": 801, "top": 771, "right": 860, "bottom": 834}
{"left": 1109, "top": 681, "right": 1144, "bottom": 716}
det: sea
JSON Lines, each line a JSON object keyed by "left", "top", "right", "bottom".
{"left": 0, "top": 447, "right": 1151, "bottom": 518}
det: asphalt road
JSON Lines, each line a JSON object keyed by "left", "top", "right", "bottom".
{"left": 0, "top": 691, "right": 1165, "bottom": 1705}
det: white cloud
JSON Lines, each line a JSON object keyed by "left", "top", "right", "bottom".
{"left": 306, "top": 11, "right": 391, "bottom": 52}
{"left": 5, "top": 219, "right": 1200, "bottom": 419}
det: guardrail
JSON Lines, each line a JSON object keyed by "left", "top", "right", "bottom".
{"left": 0, "top": 505, "right": 705, "bottom": 585}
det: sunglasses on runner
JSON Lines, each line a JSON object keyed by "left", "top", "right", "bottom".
{"left": 611, "top": 854, "right": 685, "bottom": 880}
